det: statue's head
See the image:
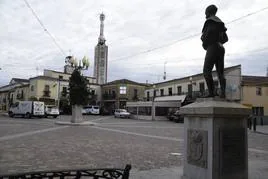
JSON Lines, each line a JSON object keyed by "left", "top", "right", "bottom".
{"left": 205, "top": 4, "right": 217, "bottom": 18}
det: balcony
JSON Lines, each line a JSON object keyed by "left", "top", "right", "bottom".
{"left": 146, "top": 89, "right": 220, "bottom": 102}
{"left": 102, "top": 93, "right": 116, "bottom": 100}
{"left": 43, "top": 90, "right": 51, "bottom": 97}
{"left": 16, "top": 93, "right": 24, "bottom": 100}
{"left": 132, "top": 95, "right": 139, "bottom": 101}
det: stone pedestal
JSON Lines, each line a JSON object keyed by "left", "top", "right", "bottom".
{"left": 71, "top": 105, "right": 83, "bottom": 123}
{"left": 180, "top": 98, "right": 251, "bottom": 179}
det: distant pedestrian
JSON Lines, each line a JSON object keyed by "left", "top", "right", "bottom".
{"left": 248, "top": 115, "right": 252, "bottom": 130}
{"left": 261, "top": 117, "right": 264, "bottom": 126}
{"left": 253, "top": 117, "right": 257, "bottom": 132}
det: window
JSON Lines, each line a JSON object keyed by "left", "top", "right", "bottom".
{"left": 199, "top": 82, "right": 205, "bottom": 93}
{"left": 177, "top": 86, "right": 182, "bottom": 95}
{"left": 120, "top": 86, "right": 127, "bottom": 94}
{"left": 168, "top": 87, "right": 172, "bottom": 96}
{"left": 112, "top": 90, "right": 116, "bottom": 98}
{"left": 31, "top": 85, "right": 34, "bottom": 91}
{"left": 91, "top": 90, "right": 95, "bottom": 95}
{"left": 21, "top": 90, "right": 24, "bottom": 99}
{"left": 62, "top": 87, "right": 67, "bottom": 97}
{"left": 256, "top": 87, "right": 262, "bottom": 96}
{"left": 44, "top": 85, "right": 50, "bottom": 91}
{"left": 160, "top": 89, "right": 164, "bottom": 96}
{"left": 101, "top": 51, "right": 105, "bottom": 58}
{"left": 59, "top": 75, "right": 63, "bottom": 80}
{"left": 134, "top": 89, "right": 138, "bottom": 96}
{"left": 153, "top": 90, "right": 156, "bottom": 97}
{"left": 188, "top": 84, "right": 192, "bottom": 97}
{"left": 252, "top": 107, "right": 264, "bottom": 116}
{"left": 43, "top": 85, "right": 50, "bottom": 97}
{"left": 147, "top": 91, "right": 150, "bottom": 101}
{"left": 133, "top": 89, "right": 138, "bottom": 100}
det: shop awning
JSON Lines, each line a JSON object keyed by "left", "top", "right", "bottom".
{"left": 154, "top": 95, "right": 186, "bottom": 102}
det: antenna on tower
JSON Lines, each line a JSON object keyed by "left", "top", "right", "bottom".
{"left": 36, "top": 66, "right": 39, "bottom": 76}
{"left": 163, "top": 61, "right": 167, "bottom": 80}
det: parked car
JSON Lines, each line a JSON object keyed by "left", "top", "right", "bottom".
{"left": 173, "top": 110, "right": 184, "bottom": 123}
{"left": 91, "top": 105, "right": 100, "bottom": 115}
{"left": 82, "top": 105, "right": 100, "bottom": 115}
{"left": 100, "top": 107, "right": 111, "bottom": 115}
{"left": 114, "top": 109, "right": 131, "bottom": 118}
{"left": 45, "top": 105, "right": 59, "bottom": 118}
{"left": 9, "top": 101, "right": 45, "bottom": 118}
{"left": 167, "top": 109, "right": 177, "bottom": 121}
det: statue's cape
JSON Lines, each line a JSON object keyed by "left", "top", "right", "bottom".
{"left": 202, "top": 16, "right": 226, "bottom": 33}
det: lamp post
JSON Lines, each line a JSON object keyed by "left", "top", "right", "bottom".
{"left": 152, "top": 85, "right": 156, "bottom": 121}
{"left": 57, "top": 79, "right": 60, "bottom": 108}
{"left": 65, "top": 55, "right": 90, "bottom": 123}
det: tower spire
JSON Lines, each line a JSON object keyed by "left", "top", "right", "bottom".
{"left": 98, "top": 13, "right": 106, "bottom": 45}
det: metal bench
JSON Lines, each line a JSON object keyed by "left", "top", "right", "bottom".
{"left": 0, "top": 164, "right": 131, "bottom": 179}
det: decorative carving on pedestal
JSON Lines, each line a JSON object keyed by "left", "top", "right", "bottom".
{"left": 187, "top": 129, "right": 208, "bottom": 168}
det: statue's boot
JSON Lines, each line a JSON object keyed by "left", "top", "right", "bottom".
{"left": 204, "top": 78, "right": 215, "bottom": 97}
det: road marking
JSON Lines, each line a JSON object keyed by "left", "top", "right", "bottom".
{"left": 91, "top": 126, "right": 268, "bottom": 154}
{"left": 99, "top": 125, "right": 184, "bottom": 129}
{"left": 97, "top": 122, "right": 154, "bottom": 125}
{"left": 0, "top": 126, "right": 68, "bottom": 142}
{"left": 90, "top": 116, "right": 111, "bottom": 122}
{"left": 169, "top": 153, "right": 182, "bottom": 156}
{"left": 91, "top": 126, "right": 184, "bottom": 142}
{"left": 248, "top": 148, "right": 268, "bottom": 154}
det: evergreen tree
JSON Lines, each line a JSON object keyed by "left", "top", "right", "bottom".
{"left": 69, "top": 69, "right": 89, "bottom": 105}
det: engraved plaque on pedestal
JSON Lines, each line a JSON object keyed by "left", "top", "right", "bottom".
{"left": 220, "top": 128, "right": 246, "bottom": 177}
{"left": 187, "top": 129, "right": 208, "bottom": 168}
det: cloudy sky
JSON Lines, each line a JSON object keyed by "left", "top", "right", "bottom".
{"left": 0, "top": 0, "right": 268, "bottom": 86}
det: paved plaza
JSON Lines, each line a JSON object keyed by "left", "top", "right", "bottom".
{"left": 0, "top": 115, "right": 268, "bottom": 178}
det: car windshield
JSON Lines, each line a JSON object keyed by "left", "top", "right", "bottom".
{"left": 120, "top": 109, "right": 127, "bottom": 112}
{"left": 93, "top": 106, "right": 99, "bottom": 109}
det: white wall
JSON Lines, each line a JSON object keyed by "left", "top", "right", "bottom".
{"left": 145, "top": 66, "right": 241, "bottom": 101}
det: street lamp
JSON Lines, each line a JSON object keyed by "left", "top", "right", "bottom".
{"left": 65, "top": 55, "right": 90, "bottom": 71}
{"left": 152, "top": 85, "right": 156, "bottom": 121}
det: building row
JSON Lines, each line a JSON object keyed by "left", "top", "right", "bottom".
{"left": 0, "top": 64, "right": 267, "bottom": 124}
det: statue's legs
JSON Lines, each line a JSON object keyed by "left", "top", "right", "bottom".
{"left": 203, "top": 46, "right": 215, "bottom": 97}
{"left": 215, "top": 45, "right": 226, "bottom": 98}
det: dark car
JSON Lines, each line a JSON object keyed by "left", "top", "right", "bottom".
{"left": 173, "top": 110, "right": 184, "bottom": 123}
{"left": 167, "top": 110, "right": 176, "bottom": 121}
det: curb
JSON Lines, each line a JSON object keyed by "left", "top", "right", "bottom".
{"left": 55, "top": 121, "right": 96, "bottom": 126}
{"left": 0, "top": 113, "right": 8, "bottom": 117}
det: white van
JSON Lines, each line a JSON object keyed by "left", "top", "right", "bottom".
{"left": 9, "top": 101, "right": 45, "bottom": 118}
{"left": 82, "top": 105, "right": 100, "bottom": 115}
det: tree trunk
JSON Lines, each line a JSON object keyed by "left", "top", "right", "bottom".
{"left": 71, "top": 105, "right": 83, "bottom": 123}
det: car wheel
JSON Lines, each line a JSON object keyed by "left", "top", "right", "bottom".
{"left": 114, "top": 115, "right": 116, "bottom": 118}
{"left": 8, "top": 112, "right": 14, "bottom": 118}
{"left": 25, "top": 112, "right": 31, "bottom": 119}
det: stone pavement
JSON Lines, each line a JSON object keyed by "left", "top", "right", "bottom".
{"left": 0, "top": 115, "right": 268, "bottom": 178}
